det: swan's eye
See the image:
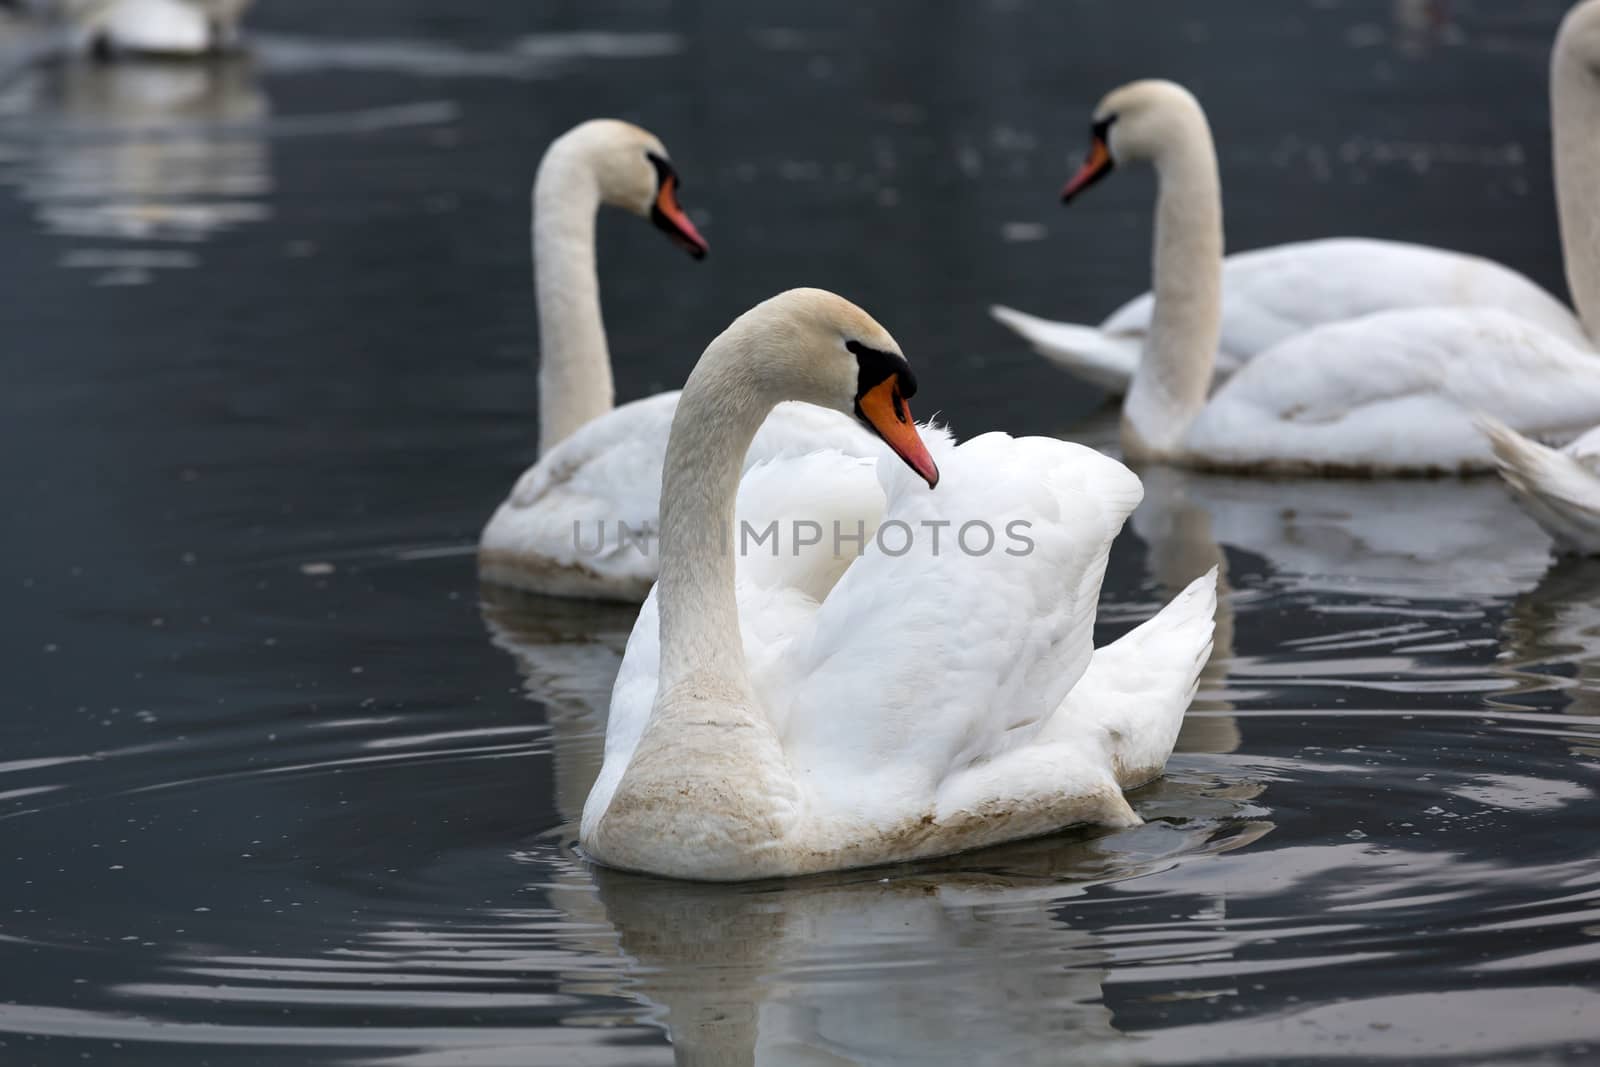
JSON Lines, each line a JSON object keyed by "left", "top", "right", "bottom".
{"left": 845, "top": 340, "right": 917, "bottom": 404}
{"left": 646, "top": 151, "right": 674, "bottom": 190}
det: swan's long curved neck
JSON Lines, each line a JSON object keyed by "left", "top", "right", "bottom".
{"left": 1122, "top": 111, "right": 1223, "bottom": 461}
{"left": 1553, "top": 29, "right": 1600, "bottom": 343}
{"left": 533, "top": 145, "right": 612, "bottom": 456}
{"left": 594, "top": 324, "right": 802, "bottom": 869}
{"left": 654, "top": 330, "right": 774, "bottom": 694}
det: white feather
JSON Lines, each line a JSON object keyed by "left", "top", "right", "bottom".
{"left": 1479, "top": 415, "right": 1600, "bottom": 554}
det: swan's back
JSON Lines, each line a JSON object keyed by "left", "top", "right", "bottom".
{"left": 1188, "top": 306, "right": 1600, "bottom": 473}
{"left": 1104, "top": 238, "right": 1588, "bottom": 357}
{"left": 772, "top": 432, "right": 1144, "bottom": 819}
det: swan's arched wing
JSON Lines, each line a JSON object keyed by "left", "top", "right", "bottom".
{"left": 1103, "top": 238, "right": 1586, "bottom": 362}
{"left": 767, "top": 432, "right": 1144, "bottom": 818}
{"left": 1190, "top": 307, "right": 1600, "bottom": 472}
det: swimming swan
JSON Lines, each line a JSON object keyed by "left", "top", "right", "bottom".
{"left": 580, "top": 288, "right": 1217, "bottom": 880}
{"left": 478, "top": 120, "right": 879, "bottom": 601}
{"left": 991, "top": 2, "right": 1600, "bottom": 396}
{"left": 1048, "top": 80, "right": 1600, "bottom": 474}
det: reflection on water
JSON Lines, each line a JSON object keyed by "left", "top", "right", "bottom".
{"left": 0, "top": 56, "right": 268, "bottom": 282}
{"left": 1500, "top": 560, "right": 1600, "bottom": 741}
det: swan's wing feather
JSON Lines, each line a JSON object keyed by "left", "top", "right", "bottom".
{"left": 988, "top": 305, "right": 1142, "bottom": 394}
{"left": 933, "top": 566, "right": 1217, "bottom": 827}
{"left": 1192, "top": 307, "right": 1600, "bottom": 471}
{"left": 1109, "top": 238, "right": 1584, "bottom": 359}
{"left": 771, "top": 432, "right": 1144, "bottom": 819}
{"left": 1479, "top": 416, "right": 1600, "bottom": 553}
{"left": 1040, "top": 567, "right": 1218, "bottom": 789}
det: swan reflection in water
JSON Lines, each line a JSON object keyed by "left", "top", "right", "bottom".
{"left": 1498, "top": 558, "right": 1600, "bottom": 757}
{"left": 0, "top": 53, "right": 269, "bottom": 283}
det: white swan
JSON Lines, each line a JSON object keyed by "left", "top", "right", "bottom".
{"left": 46, "top": 0, "right": 252, "bottom": 55}
{"left": 580, "top": 288, "right": 1217, "bottom": 881}
{"left": 478, "top": 121, "right": 880, "bottom": 602}
{"left": 1478, "top": 418, "right": 1600, "bottom": 554}
{"left": 1051, "top": 80, "right": 1600, "bottom": 474}
{"left": 991, "top": 1, "right": 1600, "bottom": 397}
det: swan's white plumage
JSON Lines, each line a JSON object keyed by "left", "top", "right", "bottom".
{"left": 584, "top": 426, "right": 1216, "bottom": 878}
{"left": 994, "top": 238, "right": 1587, "bottom": 396}
{"left": 1032, "top": 79, "right": 1600, "bottom": 473}
{"left": 54, "top": 0, "right": 250, "bottom": 54}
{"left": 479, "top": 395, "right": 879, "bottom": 601}
{"left": 1182, "top": 307, "right": 1600, "bottom": 473}
{"left": 1480, "top": 416, "right": 1600, "bottom": 554}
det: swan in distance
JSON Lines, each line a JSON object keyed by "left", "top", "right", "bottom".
{"left": 1047, "top": 80, "right": 1600, "bottom": 474}
{"left": 478, "top": 120, "right": 881, "bottom": 602}
{"left": 991, "top": 2, "right": 1600, "bottom": 396}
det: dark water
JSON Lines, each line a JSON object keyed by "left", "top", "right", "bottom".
{"left": 3, "top": 1, "right": 1600, "bottom": 1063}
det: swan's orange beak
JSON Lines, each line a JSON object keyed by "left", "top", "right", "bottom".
{"left": 651, "top": 173, "right": 709, "bottom": 259}
{"left": 1061, "top": 135, "right": 1114, "bottom": 203}
{"left": 858, "top": 377, "right": 939, "bottom": 488}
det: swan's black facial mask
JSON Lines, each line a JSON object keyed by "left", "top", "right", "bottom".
{"left": 1062, "top": 116, "right": 1117, "bottom": 203}
{"left": 847, "top": 341, "right": 939, "bottom": 489}
{"left": 646, "top": 152, "right": 708, "bottom": 259}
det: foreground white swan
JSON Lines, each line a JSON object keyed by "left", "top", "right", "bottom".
{"left": 1479, "top": 418, "right": 1600, "bottom": 554}
{"left": 1056, "top": 81, "right": 1600, "bottom": 474}
{"left": 479, "top": 121, "right": 881, "bottom": 601}
{"left": 580, "top": 289, "right": 1217, "bottom": 881}
{"left": 991, "top": 0, "right": 1600, "bottom": 396}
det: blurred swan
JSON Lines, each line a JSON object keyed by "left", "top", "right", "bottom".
{"left": 8, "top": 0, "right": 251, "bottom": 56}
{"left": 1027, "top": 80, "right": 1600, "bottom": 474}
{"left": 993, "top": 1, "right": 1598, "bottom": 398}
{"left": 0, "top": 55, "right": 268, "bottom": 281}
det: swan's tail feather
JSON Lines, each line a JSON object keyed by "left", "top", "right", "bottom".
{"left": 934, "top": 568, "right": 1217, "bottom": 833}
{"left": 1046, "top": 566, "right": 1219, "bottom": 791}
{"left": 989, "top": 305, "right": 1140, "bottom": 396}
{"left": 1476, "top": 415, "right": 1600, "bottom": 554}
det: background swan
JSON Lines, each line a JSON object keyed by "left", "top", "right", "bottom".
{"left": 1479, "top": 417, "right": 1600, "bottom": 554}
{"left": 580, "top": 289, "right": 1217, "bottom": 881}
{"left": 477, "top": 121, "right": 888, "bottom": 602}
{"left": 1063, "top": 80, "right": 1600, "bottom": 474}
{"left": 990, "top": 0, "right": 1600, "bottom": 397}
{"left": 28, "top": 0, "right": 253, "bottom": 55}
